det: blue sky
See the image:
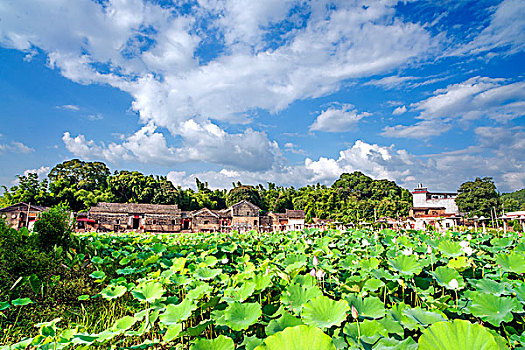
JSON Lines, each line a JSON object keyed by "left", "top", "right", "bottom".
{"left": 0, "top": 0, "right": 523, "bottom": 192}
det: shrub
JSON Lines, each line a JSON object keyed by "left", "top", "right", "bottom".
{"left": 33, "top": 205, "right": 73, "bottom": 251}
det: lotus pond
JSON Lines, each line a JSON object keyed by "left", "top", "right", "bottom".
{"left": 2, "top": 228, "right": 525, "bottom": 349}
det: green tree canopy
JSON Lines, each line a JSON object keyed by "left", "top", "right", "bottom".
{"left": 455, "top": 177, "right": 500, "bottom": 217}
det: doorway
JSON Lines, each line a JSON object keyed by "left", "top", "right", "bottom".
{"left": 133, "top": 217, "right": 140, "bottom": 230}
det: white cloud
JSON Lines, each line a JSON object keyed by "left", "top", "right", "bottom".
{"left": 392, "top": 105, "right": 407, "bottom": 115}
{"left": 452, "top": 0, "right": 525, "bottom": 57}
{"left": 87, "top": 113, "right": 103, "bottom": 121}
{"left": 62, "top": 119, "right": 282, "bottom": 171}
{"left": 0, "top": 0, "right": 435, "bottom": 170}
{"left": 165, "top": 132, "right": 525, "bottom": 193}
{"left": 0, "top": 141, "right": 34, "bottom": 154}
{"left": 57, "top": 104, "right": 80, "bottom": 111}
{"left": 310, "top": 104, "right": 370, "bottom": 132}
{"left": 24, "top": 166, "right": 50, "bottom": 178}
{"left": 382, "top": 77, "right": 525, "bottom": 138}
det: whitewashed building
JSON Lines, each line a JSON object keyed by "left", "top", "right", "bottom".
{"left": 409, "top": 184, "right": 461, "bottom": 231}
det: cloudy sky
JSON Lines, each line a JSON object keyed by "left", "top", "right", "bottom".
{"left": 0, "top": 0, "right": 523, "bottom": 192}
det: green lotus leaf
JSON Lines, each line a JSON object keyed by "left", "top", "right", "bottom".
{"left": 446, "top": 257, "right": 472, "bottom": 271}
{"left": 89, "top": 270, "right": 106, "bottom": 280}
{"left": 360, "top": 257, "right": 380, "bottom": 272}
{"left": 345, "top": 294, "right": 385, "bottom": 319}
{"left": 241, "top": 335, "right": 264, "bottom": 350}
{"left": 265, "top": 310, "right": 304, "bottom": 336}
{"left": 491, "top": 237, "right": 513, "bottom": 249}
{"left": 222, "top": 302, "right": 262, "bottom": 331}
{"left": 132, "top": 282, "right": 165, "bottom": 303}
{"left": 496, "top": 253, "right": 525, "bottom": 274}
{"left": 119, "top": 256, "right": 132, "bottom": 265}
{"left": 190, "top": 335, "right": 234, "bottom": 350}
{"left": 255, "top": 325, "right": 336, "bottom": 350}
{"left": 112, "top": 315, "right": 137, "bottom": 331}
{"left": 185, "top": 319, "right": 214, "bottom": 337}
{"left": 388, "top": 303, "right": 420, "bottom": 331}
{"left": 374, "top": 337, "right": 418, "bottom": 350}
{"left": 301, "top": 295, "right": 349, "bottom": 330}
{"left": 163, "top": 323, "right": 183, "bottom": 343}
{"left": 514, "top": 283, "right": 525, "bottom": 303}
{"left": 431, "top": 266, "right": 465, "bottom": 290}
{"left": 438, "top": 241, "right": 462, "bottom": 258}
{"left": 187, "top": 283, "right": 213, "bottom": 301}
{"left": 194, "top": 268, "right": 222, "bottom": 280}
{"left": 151, "top": 243, "right": 167, "bottom": 254}
{"left": 11, "top": 298, "right": 33, "bottom": 306}
{"left": 221, "top": 243, "right": 237, "bottom": 253}
{"left": 469, "top": 293, "right": 522, "bottom": 326}
{"left": 402, "top": 307, "right": 447, "bottom": 328}
{"left": 252, "top": 273, "right": 272, "bottom": 291}
{"left": 389, "top": 255, "right": 422, "bottom": 277}
{"left": 471, "top": 279, "right": 506, "bottom": 296}
{"left": 91, "top": 256, "right": 104, "bottom": 264}
{"left": 143, "top": 254, "right": 159, "bottom": 266}
{"left": 363, "top": 278, "right": 385, "bottom": 292}
{"left": 116, "top": 267, "right": 137, "bottom": 275}
{"left": 223, "top": 281, "right": 256, "bottom": 303}
{"left": 418, "top": 320, "right": 499, "bottom": 350}
{"left": 280, "top": 283, "right": 322, "bottom": 314}
{"left": 78, "top": 295, "right": 89, "bottom": 301}
{"left": 101, "top": 285, "right": 127, "bottom": 300}
{"left": 159, "top": 298, "right": 197, "bottom": 325}
{"left": 343, "top": 319, "right": 388, "bottom": 344}
{"left": 171, "top": 257, "right": 187, "bottom": 272}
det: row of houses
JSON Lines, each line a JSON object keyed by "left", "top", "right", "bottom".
{"left": 1, "top": 200, "right": 308, "bottom": 233}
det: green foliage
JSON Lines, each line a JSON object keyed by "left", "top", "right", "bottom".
{"left": 226, "top": 185, "right": 263, "bottom": 208}
{"left": 455, "top": 177, "right": 500, "bottom": 217}
{"left": 502, "top": 189, "right": 525, "bottom": 211}
{"left": 33, "top": 205, "right": 73, "bottom": 250}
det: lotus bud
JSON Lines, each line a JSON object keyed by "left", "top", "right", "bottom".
{"left": 265, "top": 267, "right": 270, "bottom": 275}
{"left": 448, "top": 279, "right": 459, "bottom": 289}
{"left": 351, "top": 305, "right": 359, "bottom": 319}
{"left": 392, "top": 237, "right": 397, "bottom": 244}
{"left": 313, "top": 256, "right": 319, "bottom": 267}
{"left": 310, "top": 268, "right": 316, "bottom": 277}
{"left": 466, "top": 233, "right": 472, "bottom": 240}
{"left": 427, "top": 245, "right": 432, "bottom": 254}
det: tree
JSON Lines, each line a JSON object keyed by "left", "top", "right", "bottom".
{"left": 33, "top": 205, "right": 73, "bottom": 250}
{"left": 226, "top": 185, "right": 263, "bottom": 208}
{"left": 455, "top": 177, "right": 500, "bottom": 217}
{"left": 0, "top": 173, "right": 51, "bottom": 207}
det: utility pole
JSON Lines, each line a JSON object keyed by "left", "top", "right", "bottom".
{"left": 26, "top": 202, "right": 31, "bottom": 228}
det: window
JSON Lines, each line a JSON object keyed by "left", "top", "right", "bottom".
{"left": 204, "top": 220, "right": 209, "bottom": 224}
{"left": 254, "top": 220, "right": 257, "bottom": 225}
{"left": 171, "top": 219, "right": 176, "bottom": 225}
{"left": 116, "top": 219, "right": 120, "bottom": 225}
{"left": 247, "top": 211, "right": 250, "bottom": 216}
{"left": 152, "top": 220, "right": 157, "bottom": 225}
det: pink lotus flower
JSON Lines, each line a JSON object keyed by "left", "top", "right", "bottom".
{"left": 351, "top": 305, "right": 359, "bottom": 319}
{"left": 310, "top": 268, "right": 316, "bottom": 277}
{"left": 315, "top": 269, "right": 325, "bottom": 280}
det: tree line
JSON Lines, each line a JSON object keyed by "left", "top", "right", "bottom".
{"left": 0, "top": 159, "right": 414, "bottom": 222}
{"left": 1, "top": 159, "right": 523, "bottom": 222}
